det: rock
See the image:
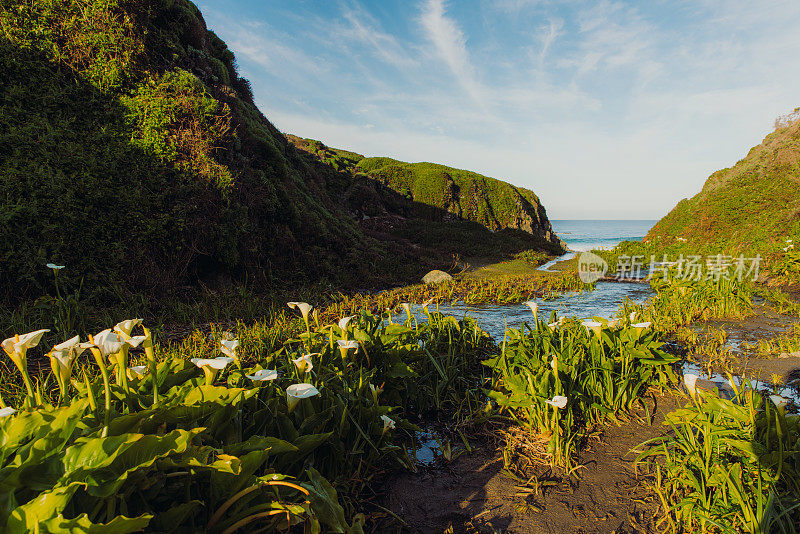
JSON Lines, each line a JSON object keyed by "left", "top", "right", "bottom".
{"left": 422, "top": 270, "right": 453, "bottom": 284}
{"left": 778, "top": 351, "right": 800, "bottom": 359}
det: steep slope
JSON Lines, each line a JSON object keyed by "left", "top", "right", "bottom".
{"left": 0, "top": 0, "right": 564, "bottom": 305}
{"left": 647, "top": 113, "right": 800, "bottom": 253}
{"left": 288, "top": 136, "right": 566, "bottom": 253}
{"left": 0, "top": 0, "right": 426, "bottom": 301}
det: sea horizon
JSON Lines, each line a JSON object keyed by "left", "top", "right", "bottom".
{"left": 551, "top": 219, "right": 657, "bottom": 252}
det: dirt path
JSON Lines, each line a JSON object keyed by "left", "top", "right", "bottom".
{"left": 383, "top": 394, "right": 683, "bottom": 533}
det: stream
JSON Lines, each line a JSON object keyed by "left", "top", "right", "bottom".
{"left": 403, "top": 253, "right": 799, "bottom": 465}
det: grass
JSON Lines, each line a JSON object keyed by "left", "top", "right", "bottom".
{"left": 638, "top": 386, "right": 800, "bottom": 533}
{"left": 486, "top": 313, "right": 678, "bottom": 472}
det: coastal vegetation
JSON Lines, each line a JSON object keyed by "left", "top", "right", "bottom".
{"left": 3, "top": 0, "right": 800, "bottom": 532}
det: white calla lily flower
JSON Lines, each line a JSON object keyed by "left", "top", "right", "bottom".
{"left": 114, "top": 319, "right": 142, "bottom": 337}
{"left": 125, "top": 335, "right": 147, "bottom": 349}
{"left": 0, "top": 407, "right": 17, "bottom": 417}
{"left": 190, "top": 357, "right": 234, "bottom": 370}
{"left": 286, "top": 383, "right": 320, "bottom": 411}
{"left": 547, "top": 322, "right": 558, "bottom": 332}
{"left": 292, "top": 354, "right": 315, "bottom": 373}
{"left": 48, "top": 335, "right": 90, "bottom": 389}
{"left": 287, "top": 302, "right": 313, "bottom": 321}
{"left": 337, "top": 340, "right": 359, "bottom": 350}
{"left": 770, "top": 395, "right": 790, "bottom": 410}
{"left": 46, "top": 263, "right": 65, "bottom": 270}
{"left": 545, "top": 395, "right": 568, "bottom": 409}
{"left": 220, "top": 339, "right": 239, "bottom": 359}
{"left": 3, "top": 329, "right": 51, "bottom": 391}
{"left": 92, "top": 329, "right": 126, "bottom": 357}
{"left": 683, "top": 372, "right": 699, "bottom": 397}
{"left": 524, "top": 300, "right": 538, "bottom": 317}
{"left": 380, "top": 414, "right": 396, "bottom": 433}
{"left": 581, "top": 320, "right": 603, "bottom": 338}
{"left": 631, "top": 322, "right": 652, "bottom": 330}
{"left": 246, "top": 369, "right": 278, "bottom": 382}
{"left": 338, "top": 316, "right": 354, "bottom": 331}
{"left": 190, "top": 356, "right": 234, "bottom": 385}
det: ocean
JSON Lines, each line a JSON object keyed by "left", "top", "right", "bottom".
{"left": 551, "top": 220, "right": 656, "bottom": 252}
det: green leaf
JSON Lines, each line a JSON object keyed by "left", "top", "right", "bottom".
{"left": 304, "top": 468, "right": 348, "bottom": 533}
{"left": 59, "top": 428, "right": 201, "bottom": 497}
{"left": 40, "top": 513, "right": 151, "bottom": 533}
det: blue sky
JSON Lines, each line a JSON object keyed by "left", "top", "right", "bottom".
{"left": 200, "top": 0, "right": 800, "bottom": 219}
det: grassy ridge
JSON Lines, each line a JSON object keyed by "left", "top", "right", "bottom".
{"left": 288, "top": 136, "right": 566, "bottom": 254}
{"left": 648, "top": 114, "right": 800, "bottom": 257}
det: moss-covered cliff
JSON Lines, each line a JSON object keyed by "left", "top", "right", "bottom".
{"left": 288, "top": 137, "right": 566, "bottom": 253}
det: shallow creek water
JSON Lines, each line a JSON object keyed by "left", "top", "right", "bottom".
{"left": 404, "top": 254, "right": 799, "bottom": 464}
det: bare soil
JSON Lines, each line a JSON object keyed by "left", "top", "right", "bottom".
{"left": 381, "top": 394, "right": 683, "bottom": 534}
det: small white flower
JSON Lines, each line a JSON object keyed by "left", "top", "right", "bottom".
{"left": 631, "top": 322, "right": 652, "bottom": 330}
{"left": 114, "top": 319, "right": 142, "bottom": 337}
{"left": 629, "top": 312, "right": 637, "bottom": 322}
{"left": 524, "top": 301, "right": 538, "bottom": 316}
{"left": 46, "top": 263, "right": 65, "bottom": 270}
{"left": 770, "top": 395, "right": 790, "bottom": 410}
{"left": 683, "top": 372, "right": 699, "bottom": 397}
{"left": 246, "top": 369, "right": 278, "bottom": 382}
{"left": 0, "top": 407, "right": 17, "bottom": 417}
{"left": 544, "top": 395, "right": 568, "bottom": 409}
{"left": 220, "top": 339, "right": 239, "bottom": 359}
{"left": 380, "top": 414, "right": 396, "bottom": 432}
{"left": 547, "top": 322, "right": 558, "bottom": 332}
{"left": 338, "top": 316, "right": 354, "bottom": 331}
{"left": 292, "top": 354, "right": 314, "bottom": 373}
{"left": 286, "top": 383, "right": 320, "bottom": 411}
{"left": 287, "top": 302, "right": 313, "bottom": 321}
{"left": 91, "top": 329, "right": 126, "bottom": 357}
{"left": 190, "top": 357, "right": 234, "bottom": 370}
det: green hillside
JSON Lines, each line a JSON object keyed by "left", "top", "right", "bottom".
{"left": 288, "top": 137, "right": 566, "bottom": 253}
{"left": 0, "top": 0, "right": 442, "bottom": 303}
{"left": 0, "top": 0, "right": 564, "bottom": 309}
{"left": 648, "top": 113, "right": 800, "bottom": 255}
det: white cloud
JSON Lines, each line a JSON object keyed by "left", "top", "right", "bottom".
{"left": 201, "top": 0, "right": 800, "bottom": 219}
{"left": 419, "top": 0, "right": 485, "bottom": 106}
